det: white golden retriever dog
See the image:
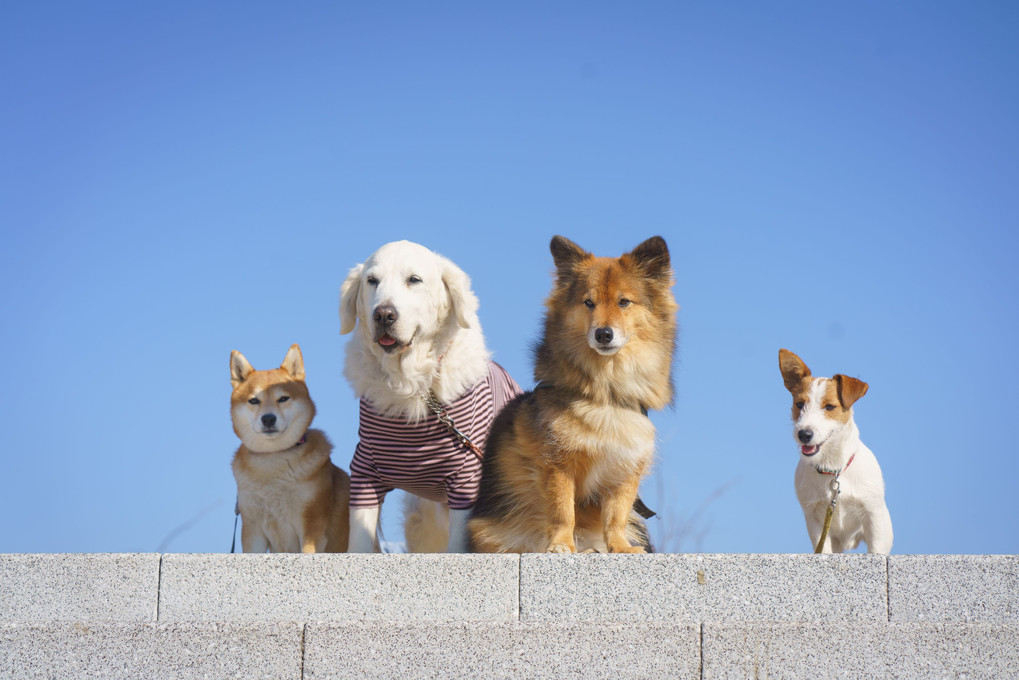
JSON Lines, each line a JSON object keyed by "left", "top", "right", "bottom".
{"left": 340, "top": 240, "right": 519, "bottom": 553}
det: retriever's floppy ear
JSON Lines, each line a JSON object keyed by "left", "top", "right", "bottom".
{"left": 339, "top": 263, "right": 364, "bottom": 335}
{"left": 550, "top": 235, "right": 589, "bottom": 283}
{"left": 834, "top": 374, "right": 868, "bottom": 409}
{"left": 779, "top": 348, "right": 811, "bottom": 393}
{"left": 230, "top": 350, "right": 254, "bottom": 389}
{"left": 280, "top": 344, "right": 305, "bottom": 381}
{"left": 440, "top": 256, "right": 478, "bottom": 329}
{"left": 627, "top": 236, "right": 671, "bottom": 281}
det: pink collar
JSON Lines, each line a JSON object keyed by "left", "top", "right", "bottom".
{"left": 815, "top": 453, "right": 855, "bottom": 477}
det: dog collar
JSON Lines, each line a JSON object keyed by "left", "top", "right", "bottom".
{"left": 815, "top": 453, "right": 855, "bottom": 477}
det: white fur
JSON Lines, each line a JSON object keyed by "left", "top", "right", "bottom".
{"left": 339, "top": 240, "right": 491, "bottom": 552}
{"left": 792, "top": 377, "right": 893, "bottom": 554}
{"left": 347, "top": 506, "right": 380, "bottom": 553}
{"left": 234, "top": 439, "right": 326, "bottom": 553}
{"left": 340, "top": 240, "right": 490, "bottom": 421}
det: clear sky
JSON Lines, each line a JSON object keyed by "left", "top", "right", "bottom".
{"left": 2, "top": 2, "right": 1017, "bottom": 555}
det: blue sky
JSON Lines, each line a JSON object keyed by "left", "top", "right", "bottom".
{"left": 2, "top": 2, "right": 1017, "bottom": 555}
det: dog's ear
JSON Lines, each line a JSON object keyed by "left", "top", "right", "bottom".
{"left": 440, "top": 256, "right": 478, "bottom": 329}
{"left": 779, "top": 349, "right": 811, "bottom": 393}
{"left": 230, "top": 350, "right": 254, "bottom": 389}
{"left": 280, "top": 344, "right": 305, "bottom": 381}
{"left": 627, "top": 236, "right": 671, "bottom": 281}
{"left": 550, "top": 236, "right": 589, "bottom": 282}
{"left": 339, "top": 263, "right": 363, "bottom": 335}
{"left": 834, "top": 374, "right": 868, "bottom": 409}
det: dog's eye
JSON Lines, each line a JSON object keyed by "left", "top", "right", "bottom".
{"left": 408, "top": 275, "right": 422, "bottom": 285}
{"left": 366, "top": 275, "right": 379, "bottom": 286}
{"left": 824, "top": 404, "right": 836, "bottom": 411}
{"left": 248, "top": 398, "right": 261, "bottom": 405}
{"left": 584, "top": 299, "right": 595, "bottom": 309}
{"left": 277, "top": 396, "right": 290, "bottom": 404}
{"left": 618, "top": 298, "right": 631, "bottom": 307}
{"left": 795, "top": 401, "right": 804, "bottom": 410}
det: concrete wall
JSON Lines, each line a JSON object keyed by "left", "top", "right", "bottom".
{"left": 1, "top": 553, "right": 1017, "bottom": 678}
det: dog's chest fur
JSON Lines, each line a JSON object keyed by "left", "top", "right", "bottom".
{"left": 548, "top": 401, "right": 655, "bottom": 497}
{"left": 232, "top": 434, "right": 328, "bottom": 551}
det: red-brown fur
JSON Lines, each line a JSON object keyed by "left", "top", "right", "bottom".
{"left": 468, "top": 236, "right": 678, "bottom": 553}
{"left": 230, "top": 345, "right": 350, "bottom": 553}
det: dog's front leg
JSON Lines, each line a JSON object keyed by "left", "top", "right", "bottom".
{"left": 446, "top": 507, "right": 471, "bottom": 553}
{"left": 601, "top": 477, "right": 646, "bottom": 554}
{"left": 241, "top": 519, "right": 269, "bottom": 554}
{"left": 864, "top": 503, "right": 894, "bottom": 554}
{"left": 543, "top": 467, "right": 577, "bottom": 553}
{"left": 348, "top": 506, "right": 380, "bottom": 553}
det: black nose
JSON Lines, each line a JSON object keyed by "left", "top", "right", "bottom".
{"left": 373, "top": 304, "right": 398, "bottom": 327}
{"left": 594, "top": 327, "right": 614, "bottom": 345}
{"left": 797, "top": 429, "right": 813, "bottom": 444}
{"left": 261, "top": 414, "right": 277, "bottom": 428}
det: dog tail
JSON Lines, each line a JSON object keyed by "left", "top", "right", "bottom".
{"left": 402, "top": 496, "right": 450, "bottom": 553}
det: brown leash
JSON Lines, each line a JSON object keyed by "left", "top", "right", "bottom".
{"left": 813, "top": 454, "right": 855, "bottom": 553}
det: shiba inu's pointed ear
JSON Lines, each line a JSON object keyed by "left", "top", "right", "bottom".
{"left": 281, "top": 343, "right": 305, "bottom": 381}
{"left": 550, "top": 236, "right": 589, "bottom": 280}
{"left": 834, "top": 374, "right": 868, "bottom": 408}
{"left": 440, "top": 256, "right": 478, "bottom": 329}
{"left": 779, "top": 349, "right": 811, "bottom": 392}
{"left": 339, "top": 263, "right": 363, "bottom": 335}
{"left": 628, "top": 236, "right": 671, "bottom": 281}
{"left": 230, "top": 350, "right": 254, "bottom": 388}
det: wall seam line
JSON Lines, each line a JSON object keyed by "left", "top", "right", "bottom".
{"left": 699, "top": 621, "right": 705, "bottom": 680}
{"left": 516, "top": 555, "right": 523, "bottom": 623}
{"left": 299, "top": 623, "right": 307, "bottom": 680}
{"left": 155, "top": 553, "right": 163, "bottom": 622}
{"left": 885, "top": 555, "right": 891, "bottom": 623}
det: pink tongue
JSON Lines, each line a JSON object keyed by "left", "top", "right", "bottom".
{"left": 802, "top": 445, "right": 817, "bottom": 455}
{"left": 378, "top": 336, "right": 396, "bottom": 346}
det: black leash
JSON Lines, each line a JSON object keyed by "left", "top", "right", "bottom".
{"left": 230, "top": 499, "right": 239, "bottom": 553}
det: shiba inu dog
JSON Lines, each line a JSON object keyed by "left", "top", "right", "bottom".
{"left": 469, "top": 236, "right": 678, "bottom": 553}
{"left": 230, "top": 344, "right": 350, "bottom": 553}
{"left": 339, "top": 240, "right": 521, "bottom": 553}
{"left": 779, "top": 349, "right": 893, "bottom": 554}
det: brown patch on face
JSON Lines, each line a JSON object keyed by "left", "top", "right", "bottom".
{"left": 583, "top": 259, "right": 638, "bottom": 329}
{"left": 230, "top": 367, "right": 310, "bottom": 408}
{"left": 818, "top": 379, "right": 853, "bottom": 424}
{"left": 788, "top": 383, "right": 812, "bottom": 422}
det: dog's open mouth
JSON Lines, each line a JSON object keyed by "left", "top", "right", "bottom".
{"left": 801, "top": 444, "right": 821, "bottom": 456}
{"left": 376, "top": 333, "right": 409, "bottom": 353}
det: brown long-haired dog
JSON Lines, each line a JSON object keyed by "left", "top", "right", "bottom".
{"left": 468, "top": 236, "right": 678, "bottom": 553}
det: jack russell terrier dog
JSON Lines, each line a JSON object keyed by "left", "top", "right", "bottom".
{"left": 779, "top": 349, "right": 893, "bottom": 554}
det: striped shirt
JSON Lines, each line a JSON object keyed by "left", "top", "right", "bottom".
{"left": 349, "top": 361, "right": 522, "bottom": 509}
